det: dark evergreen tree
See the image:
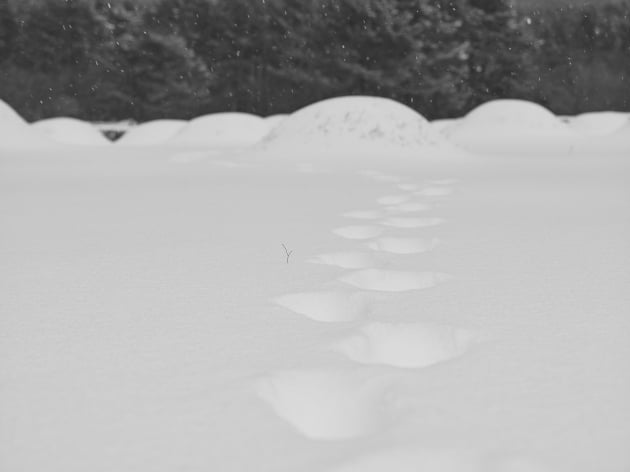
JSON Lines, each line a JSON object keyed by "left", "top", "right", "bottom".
{"left": 1, "top": 0, "right": 629, "bottom": 121}
{"left": 117, "top": 31, "right": 211, "bottom": 120}
{"left": 0, "top": 0, "right": 17, "bottom": 63}
{"left": 442, "top": 0, "right": 538, "bottom": 109}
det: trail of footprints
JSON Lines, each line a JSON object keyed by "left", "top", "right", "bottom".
{"left": 258, "top": 170, "right": 479, "bottom": 455}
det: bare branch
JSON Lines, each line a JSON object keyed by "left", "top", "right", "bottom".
{"left": 281, "top": 244, "right": 293, "bottom": 264}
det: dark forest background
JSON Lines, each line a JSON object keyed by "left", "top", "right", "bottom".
{"left": 0, "top": 0, "right": 629, "bottom": 122}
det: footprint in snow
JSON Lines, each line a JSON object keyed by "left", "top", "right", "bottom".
{"left": 307, "top": 251, "right": 377, "bottom": 270}
{"left": 273, "top": 291, "right": 380, "bottom": 323}
{"left": 376, "top": 194, "right": 411, "bottom": 206}
{"left": 415, "top": 186, "right": 454, "bottom": 197}
{"left": 397, "top": 183, "right": 420, "bottom": 192}
{"left": 385, "top": 201, "right": 432, "bottom": 213}
{"left": 342, "top": 210, "right": 384, "bottom": 220}
{"left": 380, "top": 217, "right": 444, "bottom": 229}
{"left": 428, "top": 178, "right": 459, "bottom": 186}
{"left": 333, "top": 225, "right": 384, "bottom": 240}
{"left": 358, "top": 170, "right": 402, "bottom": 183}
{"left": 339, "top": 269, "right": 451, "bottom": 293}
{"left": 332, "top": 322, "right": 475, "bottom": 369}
{"left": 366, "top": 237, "right": 440, "bottom": 255}
{"left": 371, "top": 174, "right": 402, "bottom": 183}
{"left": 256, "top": 369, "right": 392, "bottom": 440}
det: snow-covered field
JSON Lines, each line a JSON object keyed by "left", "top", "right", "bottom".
{"left": 1, "top": 98, "right": 629, "bottom": 471}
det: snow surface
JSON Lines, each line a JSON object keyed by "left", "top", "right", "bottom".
{"left": 1, "top": 100, "right": 630, "bottom": 472}
{"left": 31, "top": 117, "right": 112, "bottom": 146}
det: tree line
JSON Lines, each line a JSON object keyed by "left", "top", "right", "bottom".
{"left": 0, "top": 0, "right": 628, "bottom": 122}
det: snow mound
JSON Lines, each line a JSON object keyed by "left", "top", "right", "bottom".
{"left": 116, "top": 119, "right": 187, "bottom": 146}
{"left": 31, "top": 117, "right": 111, "bottom": 146}
{"left": 169, "top": 112, "right": 269, "bottom": 147}
{"left": 445, "top": 99, "right": 576, "bottom": 154}
{"left": 0, "top": 99, "right": 27, "bottom": 125}
{"left": 568, "top": 112, "right": 629, "bottom": 136}
{"left": 263, "top": 96, "right": 443, "bottom": 153}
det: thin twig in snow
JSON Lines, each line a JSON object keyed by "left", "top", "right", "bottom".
{"left": 282, "top": 244, "right": 293, "bottom": 264}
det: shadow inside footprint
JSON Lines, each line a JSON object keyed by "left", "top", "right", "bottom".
{"left": 257, "top": 369, "right": 390, "bottom": 440}
{"left": 333, "top": 322, "right": 475, "bottom": 368}
{"left": 308, "top": 252, "right": 377, "bottom": 269}
{"left": 340, "top": 269, "right": 451, "bottom": 292}
{"left": 382, "top": 217, "right": 445, "bottom": 228}
{"left": 273, "top": 291, "right": 375, "bottom": 323}
{"left": 333, "top": 226, "right": 384, "bottom": 240}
